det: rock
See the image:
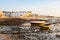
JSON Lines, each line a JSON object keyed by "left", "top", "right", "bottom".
{"left": 56, "top": 32, "right": 60, "bottom": 37}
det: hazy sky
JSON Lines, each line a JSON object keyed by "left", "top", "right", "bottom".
{"left": 0, "top": 0, "right": 60, "bottom": 17}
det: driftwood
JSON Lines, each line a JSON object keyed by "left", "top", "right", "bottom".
{"left": 0, "top": 16, "right": 39, "bottom": 25}
{"left": 0, "top": 18, "right": 30, "bottom": 25}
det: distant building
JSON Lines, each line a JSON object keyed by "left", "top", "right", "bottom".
{"left": 3, "top": 11, "right": 32, "bottom": 17}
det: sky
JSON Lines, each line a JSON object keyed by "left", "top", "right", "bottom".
{"left": 0, "top": 0, "right": 60, "bottom": 17}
